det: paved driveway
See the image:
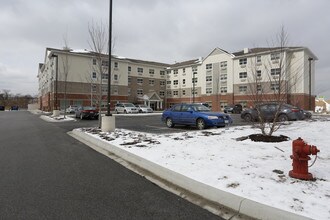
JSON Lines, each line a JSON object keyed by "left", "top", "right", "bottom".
{"left": 0, "top": 111, "right": 221, "bottom": 219}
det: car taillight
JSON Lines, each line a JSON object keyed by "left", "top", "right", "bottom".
{"left": 292, "top": 109, "right": 299, "bottom": 112}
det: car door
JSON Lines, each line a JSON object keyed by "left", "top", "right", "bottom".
{"left": 180, "top": 104, "right": 194, "bottom": 125}
{"left": 170, "top": 104, "right": 182, "bottom": 124}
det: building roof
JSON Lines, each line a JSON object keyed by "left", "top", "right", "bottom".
{"left": 169, "top": 59, "right": 201, "bottom": 68}
{"left": 232, "top": 47, "right": 303, "bottom": 57}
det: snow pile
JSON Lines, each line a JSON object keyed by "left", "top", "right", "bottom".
{"left": 81, "top": 119, "right": 330, "bottom": 220}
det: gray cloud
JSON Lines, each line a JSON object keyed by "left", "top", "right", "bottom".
{"left": 0, "top": 0, "right": 329, "bottom": 97}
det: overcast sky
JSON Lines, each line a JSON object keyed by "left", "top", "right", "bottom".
{"left": 0, "top": 0, "right": 329, "bottom": 98}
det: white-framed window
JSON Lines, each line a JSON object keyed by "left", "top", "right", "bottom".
{"left": 182, "top": 79, "right": 186, "bottom": 84}
{"left": 137, "top": 89, "right": 143, "bottom": 95}
{"left": 182, "top": 90, "right": 186, "bottom": 96}
{"left": 101, "top": 84, "right": 108, "bottom": 92}
{"left": 102, "top": 60, "right": 108, "bottom": 66}
{"left": 167, "top": 90, "right": 172, "bottom": 95}
{"left": 271, "top": 83, "right": 280, "bottom": 91}
{"left": 128, "top": 77, "right": 131, "bottom": 84}
{"left": 137, "top": 78, "right": 143, "bottom": 84}
{"left": 92, "top": 59, "right": 97, "bottom": 65}
{"left": 183, "top": 68, "right": 185, "bottom": 73}
{"left": 256, "top": 56, "right": 261, "bottom": 63}
{"left": 173, "top": 80, "right": 178, "bottom": 85}
{"left": 239, "top": 58, "right": 247, "bottom": 65}
{"left": 114, "top": 62, "right": 118, "bottom": 68}
{"left": 220, "top": 87, "right": 227, "bottom": 93}
{"left": 206, "top": 88, "right": 212, "bottom": 94}
{"left": 206, "top": 76, "right": 212, "bottom": 82}
{"left": 257, "top": 84, "right": 262, "bottom": 92}
{"left": 113, "top": 86, "right": 118, "bottom": 95}
{"left": 173, "top": 91, "right": 178, "bottom": 96}
{"left": 149, "top": 79, "right": 155, "bottom": 85}
{"left": 220, "top": 61, "right": 227, "bottom": 68}
{"left": 137, "top": 67, "right": 143, "bottom": 74}
{"left": 128, "top": 88, "right": 131, "bottom": 96}
{"left": 192, "top": 78, "right": 198, "bottom": 83}
{"left": 220, "top": 74, "right": 227, "bottom": 80}
{"left": 257, "top": 70, "right": 262, "bottom": 77}
{"left": 149, "top": 69, "right": 154, "bottom": 75}
{"left": 101, "top": 73, "right": 108, "bottom": 79}
{"left": 160, "top": 80, "right": 165, "bottom": 86}
{"left": 206, "top": 63, "right": 212, "bottom": 70}
{"left": 92, "top": 72, "right": 97, "bottom": 79}
{"left": 167, "top": 80, "right": 171, "bottom": 85}
{"left": 159, "top": 91, "right": 165, "bottom": 97}
{"left": 220, "top": 102, "right": 228, "bottom": 109}
{"left": 271, "top": 52, "right": 280, "bottom": 60}
{"left": 239, "top": 72, "right": 247, "bottom": 79}
{"left": 114, "top": 74, "right": 118, "bottom": 81}
{"left": 239, "top": 85, "right": 247, "bottom": 93}
{"left": 192, "top": 66, "right": 198, "bottom": 72}
{"left": 92, "top": 84, "right": 97, "bottom": 92}
{"left": 160, "top": 70, "right": 165, "bottom": 76}
{"left": 271, "top": 68, "right": 281, "bottom": 76}
{"left": 128, "top": 66, "right": 131, "bottom": 72}
{"left": 173, "top": 69, "right": 178, "bottom": 75}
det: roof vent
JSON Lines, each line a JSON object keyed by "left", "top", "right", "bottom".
{"left": 243, "top": 48, "right": 250, "bottom": 54}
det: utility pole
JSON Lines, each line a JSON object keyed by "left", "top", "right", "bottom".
{"left": 308, "top": 57, "right": 313, "bottom": 110}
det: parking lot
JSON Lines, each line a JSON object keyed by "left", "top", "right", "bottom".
{"left": 56, "top": 113, "right": 248, "bottom": 134}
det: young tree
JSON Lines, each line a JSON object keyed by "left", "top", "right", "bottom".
{"left": 61, "top": 35, "right": 71, "bottom": 118}
{"left": 88, "top": 21, "right": 111, "bottom": 127}
{"left": 246, "top": 26, "right": 305, "bottom": 136}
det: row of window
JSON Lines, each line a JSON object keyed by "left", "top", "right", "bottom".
{"left": 238, "top": 52, "right": 281, "bottom": 66}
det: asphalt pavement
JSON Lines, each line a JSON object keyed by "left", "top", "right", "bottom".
{"left": 0, "top": 111, "right": 221, "bottom": 219}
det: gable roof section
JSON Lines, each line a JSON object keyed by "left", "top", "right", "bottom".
{"left": 204, "top": 47, "right": 235, "bottom": 60}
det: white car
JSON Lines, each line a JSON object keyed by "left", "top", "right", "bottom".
{"left": 136, "top": 105, "right": 153, "bottom": 113}
{"left": 66, "top": 105, "right": 78, "bottom": 113}
{"left": 115, "top": 103, "right": 138, "bottom": 114}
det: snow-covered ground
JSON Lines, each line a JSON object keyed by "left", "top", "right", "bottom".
{"left": 79, "top": 118, "right": 330, "bottom": 220}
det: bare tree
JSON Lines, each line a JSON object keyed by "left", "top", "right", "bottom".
{"left": 88, "top": 21, "right": 110, "bottom": 127}
{"left": 246, "top": 26, "right": 305, "bottom": 136}
{"left": 61, "top": 35, "right": 71, "bottom": 118}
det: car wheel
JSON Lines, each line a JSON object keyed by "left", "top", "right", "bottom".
{"left": 196, "top": 118, "right": 206, "bottom": 130}
{"left": 124, "top": 110, "right": 127, "bottom": 114}
{"left": 243, "top": 114, "right": 252, "bottom": 122}
{"left": 166, "top": 118, "right": 174, "bottom": 128}
{"left": 278, "top": 114, "right": 288, "bottom": 122}
{"left": 139, "top": 110, "right": 142, "bottom": 113}
{"left": 115, "top": 110, "right": 119, "bottom": 114}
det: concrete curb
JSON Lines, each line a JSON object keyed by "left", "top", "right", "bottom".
{"left": 71, "top": 129, "right": 312, "bottom": 220}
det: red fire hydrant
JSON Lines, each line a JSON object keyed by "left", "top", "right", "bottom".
{"left": 289, "top": 137, "right": 320, "bottom": 180}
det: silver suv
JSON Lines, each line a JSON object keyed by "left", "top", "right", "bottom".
{"left": 115, "top": 103, "right": 138, "bottom": 114}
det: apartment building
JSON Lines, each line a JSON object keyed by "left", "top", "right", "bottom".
{"left": 38, "top": 48, "right": 168, "bottom": 111}
{"left": 38, "top": 46, "right": 317, "bottom": 112}
{"left": 166, "top": 47, "right": 317, "bottom": 111}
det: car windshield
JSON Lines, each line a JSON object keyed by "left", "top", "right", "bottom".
{"left": 124, "top": 103, "right": 135, "bottom": 107}
{"left": 139, "top": 105, "right": 147, "bottom": 108}
{"left": 190, "top": 104, "right": 211, "bottom": 112}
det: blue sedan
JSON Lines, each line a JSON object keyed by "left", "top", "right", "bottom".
{"left": 161, "top": 103, "right": 233, "bottom": 130}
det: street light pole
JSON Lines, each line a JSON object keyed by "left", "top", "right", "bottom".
{"left": 308, "top": 57, "right": 313, "bottom": 110}
{"left": 107, "top": 0, "right": 112, "bottom": 116}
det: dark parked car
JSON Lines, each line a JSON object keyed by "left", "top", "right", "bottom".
{"left": 241, "top": 103, "right": 304, "bottom": 122}
{"left": 75, "top": 106, "right": 99, "bottom": 120}
{"left": 161, "top": 103, "right": 232, "bottom": 130}
{"left": 11, "top": 106, "right": 19, "bottom": 110}
{"left": 0, "top": 106, "right": 5, "bottom": 111}
{"left": 224, "top": 104, "right": 243, "bottom": 114}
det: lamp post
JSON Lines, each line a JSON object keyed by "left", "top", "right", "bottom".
{"left": 308, "top": 57, "right": 313, "bottom": 110}
{"left": 51, "top": 54, "right": 58, "bottom": 112}
{"left": 107, "top": 0, "right": 112, "bottom": 116}
{"left": 101, "top": 0, "right": 115, "bottom": 132}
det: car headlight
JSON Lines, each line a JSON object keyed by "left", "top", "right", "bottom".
{"left": 207, "top": 116, "right": 218, "bottom": 120}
